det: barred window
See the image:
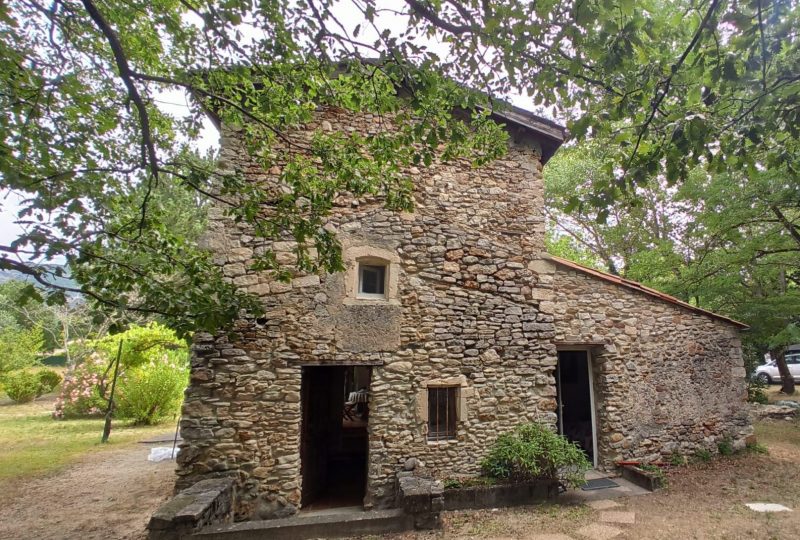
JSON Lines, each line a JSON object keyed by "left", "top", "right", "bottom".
{"left": 427, "top": 386, "right": 458, "bottom": 441}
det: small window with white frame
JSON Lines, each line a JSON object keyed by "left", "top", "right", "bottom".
{"left": 358, "top": 262, "right": 387, "bottom": 298}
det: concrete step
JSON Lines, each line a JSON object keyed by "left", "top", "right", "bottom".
{"left": 192, "top": 508, "right": 413, "bottom": 540}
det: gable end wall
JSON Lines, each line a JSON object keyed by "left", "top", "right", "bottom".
{"left": 552, "top": 264, "right": 752, "bottom": 468}
{"left": 176, "top": 108, "right": 560, "bottom": 519}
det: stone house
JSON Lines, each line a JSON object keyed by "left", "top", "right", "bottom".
{"left": 176, "top": 103, "right": 752, "bottom": 520}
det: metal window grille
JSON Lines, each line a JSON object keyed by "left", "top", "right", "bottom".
{"left": 427, "top": 386, "right": 458, "bottom": 441}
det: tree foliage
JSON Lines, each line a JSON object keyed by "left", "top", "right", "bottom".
{"left": 0, "top": 279, "right": 110, "bottom": 366}
{"left": 0, "top": 325, "right": 44, "bottom": 375}
{"left": 1, "top": 0, "right": 798, "bottom": 334}
{"left": 544, "top": 142, "right": 688, "bottom": 279}
{"left": 0, "top": 280, "right": 60, "bottom": 350}
{"left": 546, "top": 137, "right": 800, "bottom": 392}
{"left": 93, "top": 322, "right": 186, "bottom": 370}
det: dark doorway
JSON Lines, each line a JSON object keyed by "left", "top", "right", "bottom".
{"left": 300, "top": 365, "right": 371, "bottom": 510}
{"left": 556, "top": 350, "right": 595, "bottom": 464}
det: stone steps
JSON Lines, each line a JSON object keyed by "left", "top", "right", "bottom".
{"left": 191, "top": 508, "right": 413, "bottom": 540}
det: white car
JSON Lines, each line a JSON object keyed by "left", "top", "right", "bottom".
{"left": 754, "top": 352, "right": 800, "bottom": 384}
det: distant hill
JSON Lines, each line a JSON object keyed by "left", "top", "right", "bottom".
{"left": 0, "top": 264, "right": 80, "bottom": 292}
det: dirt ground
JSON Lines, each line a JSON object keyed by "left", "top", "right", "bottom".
{"left": 0, "top": 442, "right": 174, "bottom": 540}
{"left": 389, "top": 418, "right": 800, "bottom": 540}
{"left": 0, "top": 418, "right": 798, "bottom": 540}
{"left": 766, "top": 384, "right": 800, "bottom": 403}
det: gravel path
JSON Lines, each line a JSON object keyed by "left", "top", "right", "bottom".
{"left": 0, "top": 443, "right": 174, "bottom": 540}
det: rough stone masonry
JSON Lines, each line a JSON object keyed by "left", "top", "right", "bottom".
{"left": 175, "top": 106, "right": 751, "bottom": 520}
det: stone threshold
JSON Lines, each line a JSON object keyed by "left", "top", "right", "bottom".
{"left": 558, "top": 471, "right": 650, "bottom": 505}
{"left": 192, "top": 508, "right": 412, "bottom": 540}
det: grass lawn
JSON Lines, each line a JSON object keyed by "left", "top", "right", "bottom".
{"left": 0, "top": 393, "right": 174, "bottom": 483}
{"left": 765, "top": 383, "right": 800, "bottom": 403}
{"left": 755, "top": 413, "right": 800, "bottom": 453}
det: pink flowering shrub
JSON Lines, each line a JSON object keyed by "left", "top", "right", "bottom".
{"left": 53, "top": 355, "right": 109, "bottom": 419}
{"left": 52, "top": 323, "right": 188, "bottom": 422}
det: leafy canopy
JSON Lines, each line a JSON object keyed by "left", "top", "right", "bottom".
{"left": 2, "top": 0, "right": 798, "bottom": 333}
{"left": 0, "top": 280, "right": 61, "bottom": 350}
{"left": 545, "top": 136, "right": 800, "bottom": 375}
{"left": 0, "top": 326, "right": 44, "bottom": 375}
{"left": 92, "top": 322, "right": 187, "bottom": 370}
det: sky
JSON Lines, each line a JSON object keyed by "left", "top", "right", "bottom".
{"left": 0, "top": 191, "right": 24, "bottom": 252}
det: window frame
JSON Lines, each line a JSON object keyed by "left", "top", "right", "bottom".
{"left": 427, "top": 386, "right": 459, "bottom": 441}
{"left": 357, "top": 261, "right": 388, "bottom": 300}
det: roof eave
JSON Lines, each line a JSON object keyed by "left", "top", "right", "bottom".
{"left": 481, "top": 104, "right": 566, "bottom": 164}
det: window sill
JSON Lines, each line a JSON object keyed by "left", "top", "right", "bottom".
{"left": 356, "top": 293, "right": 388, "bottom": 300}
{"left": 343, "top": 296, "right": 401, "bottom": 306}
{"left": 426, "top": 436, "right": 458, "bottom": 445}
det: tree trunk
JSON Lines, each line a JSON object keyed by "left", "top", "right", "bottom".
{"left": 771, "top": 347, "right": 795, "bottom": 395}
{"left": 61, "top": 313, "right": 71, "bottom": 367}
{"left": 101, "top": 340, "right": 123, "bottom": 443}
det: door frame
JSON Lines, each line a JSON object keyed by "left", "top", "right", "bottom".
{"left": 299, "top": 364, "right": 373, "bottom": 509}
{"left": 555, "top": 348, "right": 599, "bottom": 468}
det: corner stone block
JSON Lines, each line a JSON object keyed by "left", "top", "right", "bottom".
{"left": 292, "top": 275, "right": 321, "bottom": 288}
{"left": 529, "top": 288, "right": 555, "bottom": 301}
{"left": 730, "top": 366, "right": 746, "bottom": 379}
{"left": 527, "top": 259, "right": 556, "bottom": 274}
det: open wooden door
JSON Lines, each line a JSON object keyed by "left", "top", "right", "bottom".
{"left": 300, "top": 366, "right": 369, "bottom": 509}
{"left": 300, "top": 366, "right": 345, "bottom": 506}
{"left": 556, "top": 350, "right": 597, "bottom": 465}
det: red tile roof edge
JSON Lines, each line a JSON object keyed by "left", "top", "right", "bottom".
{"left": 545, "top": 254, "right": 750, "bottom": 330}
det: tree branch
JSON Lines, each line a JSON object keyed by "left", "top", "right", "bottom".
{"left": 404, "top": 0, "right": 474, "bottom": 34}
{"left": 626, "top": 0, "right": 721, "bottom": 172}
{"left": 770, "top": 205, "right": 800, "bottom": 248}
{"left": 79, "top": 0, "right": 158, "bottom": 237}
{"left": 0, "top": 255, "right": 172, "bottom": 316}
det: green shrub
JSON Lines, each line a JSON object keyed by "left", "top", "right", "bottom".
{"left": 116, "top": 353, "right": 188, "bottom": 425}
{"left": 747, "top": 378, "right": 768, "bottom": 404}
{"left": 745, "top": 441, "right": 768, "bottom": 455}
{"left": 443, "top": 478, "right": 462, "bottom": 490}
{"left": 442, "top": 476, "right": 496, "bottom": 490}
{"left": 0, "top": 326, "right": 44, "bottom": 375}
{"left": 37, "top": 369, "right": 62, "bottom": 394}
{"left": 3, "top": 370, "right": 43, "bottom": 403}
{"left": 638, "top": 463, "right": 668, "bottom": 487}
{"left": 717, "top": 439, "right": 734, "bottom": 456}
{"left": 53, "top": 324, "right": 189, "bottom": 421}
{"left": 693, "top": 449, "right": 712, "bottom": 463}
{"left": 669, "top": 453, "right": 686, "bottom": 467}
{"left": 481, "top": 423, "right": 591, "bottom": 489}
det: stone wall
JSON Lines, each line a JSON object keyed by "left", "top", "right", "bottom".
{"left": 175, "top": 106, "right": 750, "bottom": 520}
{"left": 176, "top": 108, "right": 560, "bottom": 519}
{"left": 549, "top": 259, "right": 752, "bottom": 468}
{"left": 148, "top": 478, "right": 235, "bottom": 540}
